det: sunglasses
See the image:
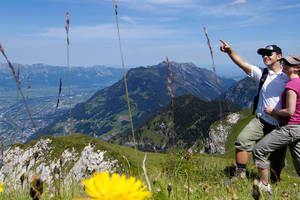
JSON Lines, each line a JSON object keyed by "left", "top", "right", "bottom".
{"left": 261, "top": 51, "right": 273, "bottom": 57}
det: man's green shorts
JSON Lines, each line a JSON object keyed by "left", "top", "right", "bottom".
{"left": 235, "top": 117, "right": 276, "bottom": 151}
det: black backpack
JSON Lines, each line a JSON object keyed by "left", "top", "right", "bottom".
{"left": 252, "top": 68, "right": 268, "bottom": 115}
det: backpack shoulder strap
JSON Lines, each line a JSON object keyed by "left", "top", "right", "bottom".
{"left": 252, "top": 68, "right": 268, "bottom": 115}
{"left": 258, "top": 68, "right": 268, "bottom": 92}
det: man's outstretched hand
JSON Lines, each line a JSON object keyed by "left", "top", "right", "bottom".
{"left": 220, "top": 39, "right": 232, "bottom": 53}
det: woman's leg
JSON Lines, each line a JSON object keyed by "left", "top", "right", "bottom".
{"left": 288, "top": 125, "right": 300, "bottom": 176}
{"left": 253, "top": 126, "right": 293, "bottom": 184}
{"left": 290, "top": 141, "right": 300, "bottom": 176}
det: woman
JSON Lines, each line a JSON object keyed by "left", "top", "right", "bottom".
{"left": 253, "top": 54, "right": 300, "bottom": 193}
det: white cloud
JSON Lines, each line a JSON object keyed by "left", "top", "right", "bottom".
{"left": 113, "top": 0, "right": 198, "bottom": 13}
{"left": 119, "top": 0, "right": 196, "bottom": 6}
{"left": 157, "top": 17, "right": 178, "bottom": 23}
{"left": 111, "top": 0, "right": 260, "bottom": 18}
{"left": 119, "top": 16, "right": 137, "bottom": 25}
{"left": 229, "top": 0, "right": 247, "bottom": 6}
{"left": 44, "top": 0, "right": 277, "bottom": 19}
{"left": 45, "top": 0, "right": 104, "bottom": 3}
{"left": 34, "top": 23, "right": 184, "bottom": 41}
{"left": 275, "top": 3, "right": 300, "bottom": 10}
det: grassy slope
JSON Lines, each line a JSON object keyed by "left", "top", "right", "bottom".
{"left": 1, "top": 128, "right": 300, "bottom": 199}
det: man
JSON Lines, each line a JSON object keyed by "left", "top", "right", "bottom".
{"left": 220, "top": 40, "right": 289, "bottom": 182}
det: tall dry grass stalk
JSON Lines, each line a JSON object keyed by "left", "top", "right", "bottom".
{"left": 122, "top": 155, "right": 132, "bottom": 176}
{"left": 26, "top": 74, "right": 30, "bottom": 101}
{"left": 202, "top": 24, "right": 223, "bottom": 118}
{"left": 0, "top": 43, "right": 39, "bottom": 138}
{"left": 142, "top": 154, "right": 152, "bottom": 193}
{"left": 23, "top": 74, "right": 31, "bottom": 136}
{"left": 65, "top": 11, "right": 73, "bottom": 136}
{"left": 166, "top": 56, "right": 175, "bottom": 147}
{"left": 27, "top": 75, "right": 30, "bottom": 90}
{"left": 113, "top": 0, "right": 138, "bottom": 160}
{"left": 166, "top": 57, "right": 174, "bottom": 109}
{"left": 17, "top": 63, "right": 20, "bottom": 82}
{"left": 184, "top": 153, "right": 191, "bottom": 200}
{"left": 1, "top": 136, "right": 3, "bottom": 167}
{"left": 166, "top": 56, "right": 178, "bottom": 200}
{"left": 14, "top": 64, "right": 21, "bottom": 144}
{"left": 54, "top": 78, "right": 62, "bottom": 115}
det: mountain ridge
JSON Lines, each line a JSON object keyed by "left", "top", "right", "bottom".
{"left": 37, "top": 61, "right": 236, "bottom": 141}
{"left": 110, "top": 95, "right": 240, "bottom": 153}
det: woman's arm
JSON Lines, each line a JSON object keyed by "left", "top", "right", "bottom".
{"left": 264, "top": 89, "right": 297, "bottom": 117}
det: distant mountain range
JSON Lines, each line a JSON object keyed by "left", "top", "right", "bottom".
{"left": 0, "top": 63, "right": 123, "bottom": 145}
{"left": 110, "top": 95, "right": 240, "bottom": 153}
{"left": 0, "top": 63, "right": 123, "bottom": 89}
{"left": 222, "top": 77, "right": 257, "bottom": 109}
{"left": 37, "top": 61, "right": 237, "bottom": 141}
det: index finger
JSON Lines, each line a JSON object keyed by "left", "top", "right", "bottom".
{"left": 219, "top": 39, "right": 227, "bottom": 45}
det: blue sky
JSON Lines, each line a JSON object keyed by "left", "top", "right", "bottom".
{"left": 0, "top": 0, "right": 300, "bottom": 74}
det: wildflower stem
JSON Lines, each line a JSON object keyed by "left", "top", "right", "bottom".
{"left": 65, "top": 11, "right": 72, "bottom": 136}
{"left": 113, "top": 0, "right": 138, "bottom": 174}
{"left": 187, "top": 156, "right": 190, "bottom": 200}
{"left": 143, "top": 153, "right": 152, "bottom": 193}
{"left": 122, "top": 155, "right": 132, "bottom": 176}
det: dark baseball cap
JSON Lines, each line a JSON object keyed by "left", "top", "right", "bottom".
{"left": 281, "top": 54, "right": 300, "bottom": 66}
{"left": 257, "top": 45, "right": 282, "bottom": 55}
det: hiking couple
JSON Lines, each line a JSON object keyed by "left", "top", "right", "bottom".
{"left": 220, "top": 40, "right": 300, "bottom": 193}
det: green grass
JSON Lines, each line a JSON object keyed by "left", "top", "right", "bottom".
{"left": 0, "top": 133, "right": 299, "bottom": 199}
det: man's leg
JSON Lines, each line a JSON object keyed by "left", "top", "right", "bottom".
{"left": 235, "top": 118, "right": 265, "bottom": 176}
{"left": 235, "top": 150, "right": 248, "bottom": 177}
{"left": 236, "top": 150, "right": 248, "bottom": 164}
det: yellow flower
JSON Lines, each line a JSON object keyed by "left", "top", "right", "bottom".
{"left": 0, "top": 182, "right": 4, "bottom": 192}
{"left": 75, "top": 171, "right": 151, "bottom": 200}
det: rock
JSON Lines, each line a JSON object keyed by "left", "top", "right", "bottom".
{"left": 0, "top": 139, "right": 119, "bottom": 187}
{"left": 202, "top": 113, "right": 240, "bottom": 154}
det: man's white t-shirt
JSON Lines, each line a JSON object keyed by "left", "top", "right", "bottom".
{"left": 251, "top": 65, "right": 289, "bottom": 125}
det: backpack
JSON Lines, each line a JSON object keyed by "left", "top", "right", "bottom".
{"left": 252, "top": 68, "right": 268, "bottom": 115}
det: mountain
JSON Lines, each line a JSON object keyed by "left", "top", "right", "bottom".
{"left": 38, "top": 61, "right": 236, "bottom": 141}
{"left": 0, "top": 63, "right": 123, "bottom": 145}
{"left": 0, "top": 63, "right": 123, "bottom": 90}
{"left": 221, "top": 77, "right": 257, "bottom": 109}
{"left": 110, "top": 95, "right": 240, "bottom": 153}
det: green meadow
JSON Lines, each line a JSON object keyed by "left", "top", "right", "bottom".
{"left": 0, "top": 122, "right": 299, "bottom": 200}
